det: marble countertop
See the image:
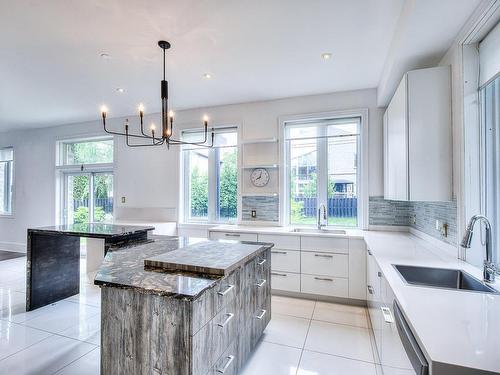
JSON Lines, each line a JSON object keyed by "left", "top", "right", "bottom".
{"left": 145, "top": 240, "right": 272, "bottom": 276}
{"left": 209, "top": 224, "right": 365, "bottom": 239}
{"left": 30, "top": 223, "right": 155, "bottom": 238}
{"left": 363, "top": 231, "right": 500, "bottom": 374}
{"left": 94, "top": 235, "right": 270, "bottom": 299}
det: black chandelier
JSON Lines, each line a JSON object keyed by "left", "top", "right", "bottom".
{"left": 100, "top": 40, "right": 214, "bottom": 148}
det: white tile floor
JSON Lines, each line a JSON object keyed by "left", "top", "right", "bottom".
{"left": 0, "top": 255, "right": 383, "bottom": 375}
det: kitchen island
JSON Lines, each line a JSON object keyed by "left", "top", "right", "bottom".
{"left": 94, "top": 236, "right": 272, "bottom": 375}
{"left": 26, "top": 223, "right": 154, "bottom": 311}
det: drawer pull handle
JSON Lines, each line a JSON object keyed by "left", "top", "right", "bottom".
{"left": 257, "top": 258, "right": 267, "bottom": 265}
{"left": 367, "top": 285, "right": 374, "bottom": 294}
{"left": 368, "top": 249, "right": 372, "bottom": 255}
{"left": 314, "top": 254, "right": 333, "bottom": 258}
{"left": 217, "top": 313, "right": 234, "bottom": 328}
{"left": 271, "top": 251, "right": 288, "bottom": 255}
{"left": 314, "top": 277, "right": 333, "bottom": 282}
{"left": 271, "top": 272, "right": 287, "bottom": 277}
{"left": 381, "top": 307, "right": 394, "bottom": 323}
{"left": 216, "top": 355, "right": 235, "bottom": 373}
{"left": 377, "top": 271, "right": 382, "bottom": 278}
{"left": 256, "top": 279, "right": 267, "bottom": 287}
{"left": 217, "top": 284, "right": 234, "bottom": 296}
{"left": 256, "top": 309, "right": 267, "bottom": 320}
{"left": 224, "top": 233, "right": 241, "bottom": 237}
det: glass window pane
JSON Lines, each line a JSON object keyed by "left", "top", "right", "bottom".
{"left": 64, "top": 139, "right": 113, "bottom": 165}
{"left": 328, "top": 135, "right": 358, "bottom": 227}
{"left": 0, "top": 160, "right": 13, "bottom": 215}
{"left": 66, "top": 175, "right": 90, "bottom": 224}
{"left": 188, "top": 148, "right": 209, "bottom": 220}
{"left": 289, "top": 138, "right": 317, "bottom": 225}
{"left": 217, "top": 146, "right": 238, "bottom": 222}
{"left": 93, "top": 173, "right": 114, "bottom": 223}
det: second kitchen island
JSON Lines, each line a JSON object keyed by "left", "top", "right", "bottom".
{"left": 94, "top": 236, "right": 272, "bottom": 375}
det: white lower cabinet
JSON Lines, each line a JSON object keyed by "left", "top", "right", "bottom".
{"left": 301, "top": 274, "right": 349, "bottom": 298}
{"left": 271, "top": 271, "right": 300, "bottom": 292}
{"left": 209, "top": 231, "right": 258, "bottom": 242}
{"left": 301, "top": 252, "right": 348, "bottom": 278}
{"left": 271, "top": 249, "right": 300, "bottom": 273}
{"left": 208, "top": 229, "right": 366, "bottom": 301}
{"left": 367, "top": 248, "right": 413, "bottom": 372}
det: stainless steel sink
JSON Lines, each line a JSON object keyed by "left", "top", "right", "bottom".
{"left": 394, "top": 264, "right": 498, "bottom": 293}
{"left": 290, "top": 228, "right": 346, "bottom": 235}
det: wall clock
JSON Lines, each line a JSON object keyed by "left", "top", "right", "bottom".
{"left": 250, "top": 168, "right": 270, "bottom": 187}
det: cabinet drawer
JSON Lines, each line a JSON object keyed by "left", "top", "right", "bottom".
{"left": 300, "top": 274, "right": 348, "bottom": 298}
{"left": 210, "top": 339, "right": 238, "bottom": 375}
{"left": 300, "top": 236, "right": 348, "bottom": 254}
{"left": 214, "top": 268, "right": 241, "bottom": 313}
{"left": 271, "top": 271, "right": 300, "bottom": 292}
{"left": 258, "top": 234, "right": 300, "bottom": 250}
{"left": 301, "top": 252, "right": 348, "bottom": 277}
{"left": 209, "top": 231, "right": 258, "bottom": 242}
{"left": 271, "top": 249, "right": 300, "bottom": 273}
{"left": 211, "top": 297, "right": 240, "bottom": 366}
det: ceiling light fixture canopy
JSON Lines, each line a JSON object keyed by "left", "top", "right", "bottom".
{"left": 100, "top": 40, "right": 214, "bottom": 148}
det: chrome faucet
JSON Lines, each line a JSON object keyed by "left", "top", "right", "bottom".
{"left": 317, "top": 204, "right": 327, "bottom": 230}
{"left": 461, "top": 215, "right": 496, "bottom": 283}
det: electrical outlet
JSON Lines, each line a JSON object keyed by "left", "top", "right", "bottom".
{"left": 410, "top": 215, "right": 416, "bottom": 225}
{"left": 121, "top": 196, "right": 126, "bottom": 204}
{"left": 251, "top": 210, "right": 257, "bottom": 218}
{"left": 435, "top": 220, "right": 448, "bottom": 237}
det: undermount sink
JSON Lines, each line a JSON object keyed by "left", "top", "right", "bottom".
{"left": 290, "top": 228, "right": 346, "bottom": 235}
{"left": 394, "top": 264, "right": 498, "bottom": 294}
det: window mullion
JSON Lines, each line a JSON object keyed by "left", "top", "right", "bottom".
{"left": 208, "top": 148, "right": 217, "bottom": 223}
{"left": 317, "top": 128, "right": 328, "bottom": 210}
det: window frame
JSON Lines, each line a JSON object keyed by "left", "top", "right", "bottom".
{"left": 181, "top": 126, "right": 240, "bottom": 224}
{"left": 55, "top": 136, "right": 115, "bottom": 225}
{"left": 0, "top": 146, "right": 14, "bottom": 217}
{"left": 280, "top": 109, "right": 368, "bottom": 229}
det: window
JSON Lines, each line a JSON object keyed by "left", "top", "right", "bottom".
{"left": 0, "top": 147, "right": 14, "bottom": 215}
{"left": 59, "top": 138, "right": 113, "bottom": 166}
{"left": 57, "top": 138, "right": 114, "bottom": 224}
{"left": 285, "top": 117, "right": 360, "bottom": 227}
{"left": 481, "top": 75, "right": 499, "bottom": 268}
{"left": 183, "top": 128, "right": 238, "bottom": 223}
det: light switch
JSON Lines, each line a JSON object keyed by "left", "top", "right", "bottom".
{"left": 251, "top": 210, "right": 257, "bottom": 218}
{"left": 121, "top": 196, "right": 126, "bottom": 204}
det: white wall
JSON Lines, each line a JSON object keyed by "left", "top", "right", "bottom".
{"left": 0, "top": 88, "right": 384, "bottom": 251}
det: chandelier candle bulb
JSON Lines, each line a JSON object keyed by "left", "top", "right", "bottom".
{"left": 138, "top": 103, "right": 145, "bottom": 115}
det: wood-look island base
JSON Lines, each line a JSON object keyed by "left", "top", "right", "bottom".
{"left": 95, "top": 237, "right": 272, "bottom": 375}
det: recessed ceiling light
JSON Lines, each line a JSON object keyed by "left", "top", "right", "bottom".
{"left": 116, "top": 88, "right": 125, "bottom": 93}
{"left": 321, "top": 53, "right": 332, "bottom": 60}
{"left": 100, "top": 53, "right": 111, "bottom": 59}
{"left": 203, "top": 73, "right": 212, "bottom": 79}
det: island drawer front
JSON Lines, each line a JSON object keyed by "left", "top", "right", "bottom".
{"left": 300, "top": 237, "right": 349, "bottom": 254}
{"left": 301, "top": 252, "right": 348, "bottom": 278}
{"left": 214, "top": 268, "right": 241, "bottom": 314}
{"left": 258, "top": 234, "right": 300, "bottom": 250}
{"left": 193, "top": 296, "right": 240, "bottom": 375}
{"left": 271, "top": 272, "right": 300, "bottom": 292}
{"left": 209, "top": 339, "right": 238, "bottom": 375}
{"left": 242, "top": 249, "right": 270, "bottom": 286}
{"left": 271, "top": 249, "right": 300, "bottom": 273}
{"left": 250, "top": 300, "right": 271, "bottom": 348}
{"left": 209, "top": 231, "right": 258, "bottom": 242}
{"left": 300, "top": 274, "right": 349, "bottom": 298}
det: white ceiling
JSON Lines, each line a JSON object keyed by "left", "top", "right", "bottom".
{"left": 0, "top": 0, "right": 482, "bottom": 131}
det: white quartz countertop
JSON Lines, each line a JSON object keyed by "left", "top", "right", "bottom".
{"left": 209, "top": 224, "right": 365, "bottom": 239}
{"left": 363, "top": 231, "right": 500, "bottom": 374}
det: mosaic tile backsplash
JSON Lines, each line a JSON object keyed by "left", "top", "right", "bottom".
{"left": 368, "top": 196, "right": 457, "bottom": 245}
{"left": 242, "top": 196, "right": 279, "bottom": 222}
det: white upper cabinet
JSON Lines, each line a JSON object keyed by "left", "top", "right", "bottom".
{"left": 384, "top": 66, "right": 452, "bottom": 201}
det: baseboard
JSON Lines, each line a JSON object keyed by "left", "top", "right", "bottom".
{"left": 271, "top": 290, "right": 367, "bottom": 307}
{"left": 408, "top": 227, "right": 458, "bottom": 258}
{"left": 0, "top": 241, "right": 26, "bottom": 253}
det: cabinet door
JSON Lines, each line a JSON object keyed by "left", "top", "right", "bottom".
{"left": 366, "top": 251, "right": 383, "bottom": 360}
{"left": 385, "top": 76, "right": 408, "bottom": 200}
